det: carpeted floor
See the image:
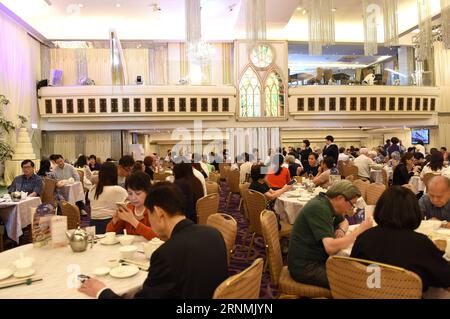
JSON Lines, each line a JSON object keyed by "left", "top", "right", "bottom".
{"left": 2, "top": 181, "right": 279, "bottom": 298}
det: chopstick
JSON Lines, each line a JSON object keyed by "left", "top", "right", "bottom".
{"left": 0, "top": 276, "right": 43, "bottom": 289}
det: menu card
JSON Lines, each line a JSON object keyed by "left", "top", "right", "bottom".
{"left": 31, "top": 204, "right": 55, "bottom": 248}
{"left": 51, "top": 216, "right": 68, "bottom": 248}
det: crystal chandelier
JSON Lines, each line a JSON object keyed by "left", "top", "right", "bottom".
{"left": 363, "top": 0, "right": 379, "bottom": 56}
{"left": 308, "top": 0, "right": 335, "bottom": 55}
{"left": 185, "top": 0, "right": 213, "bottom": 65}
{"left": 442, "top": 0, "right": 450, "bottom": 49}
{"left": 416, "top": 0, "right": 432, "bottom": 62}
{"left": 246, "top": 0, "right": 267, "bottom": 45}
{"left": 383, "top": 0, "right": 399, "bottom": 48}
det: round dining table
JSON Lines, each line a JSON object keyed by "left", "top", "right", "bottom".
{"left": 0, "top": 236, "right": 150, "bottom": 299}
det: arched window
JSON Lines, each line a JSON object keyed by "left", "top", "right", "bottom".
{"left": 239, "top": 67, "right": 261, "bottom": 117}
{"left": 264, "top": 70, "right": 284, "bottom": 117}
{"left": 239, "top": 44, "right": 285, "bottom": 119}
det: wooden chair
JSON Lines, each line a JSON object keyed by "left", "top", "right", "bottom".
{"left": 422, "top": 172, "right": 441, "bottom": 190}
{"left": 381, "top": 169, "right": 389, "bottom": 187}
{"left": 196, "top": 193, "right": 220, "bottom": 225}
{"left": 153, "top": 172, "right": 172, "bottom": 182}
{"left": 60, "top": 200, "right": 81, "bottom": 230}
{"left": 76, "top": 169, "right": 84, "bottom": 188}
{"left": 207, "top": 213, "right": 237, "bottom": 266}
{"left": 213, "top": 258, "right": 264, "bottom": 299}
{"left": 225, "top": 169, "right": 240, "bottom": 209}
{"left": 41, "top": 178, "right": 57, "bottom": 205}
{"left": 344, "top": 165, "right": 359, "bottom": 180}
{"left": 219, "top": 163, "right": 231, "bottom": 181}
{"left": 238, "top": 182, "right": 250, "bottom": 212}
{"left": 205, "top": 181, "right": 220, "bottom": 195}
{"left": 260, "top": 210, "right": 332, "bottom": 298}
{"left": 326, "top": 256, "right": 422, "bottom": 299}
{"left": 208, "top": 172, "right": 220, "bottom": 184}
{"left": 353, "top": 179, "right": 370, "bottom": 202}
{"left": 366, "top": 183, "right": 386, "bottom": 205}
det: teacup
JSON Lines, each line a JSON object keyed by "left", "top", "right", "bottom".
{"left": 104, "top": 232, "right": 116, "bottom": 243}
{"left": 67, "top": 177, "right": 75, "bottom": 184}
{"left": 13, "top": 257, "right": 33, "bottom": 275}
{"left": 143, "top": 238, "right": 164, "bottom": 259}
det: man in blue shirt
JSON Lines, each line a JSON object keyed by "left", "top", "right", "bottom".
{"left": 419, "top": 176, "right": 450, "bottom": 224}
{"left": 8, "top": 160, "right": 42, "bottom": 197}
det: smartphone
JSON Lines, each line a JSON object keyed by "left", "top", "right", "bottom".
{"left": 116, "top": 202, "right": 128, "bottom": 210}
{"left": 287, "top": 179, "right": 297, "bottom": 186}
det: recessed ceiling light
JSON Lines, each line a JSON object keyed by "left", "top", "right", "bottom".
{"left": 78, "top": 3, "right": 83, "bottom": 8}
{"left": 332, "top": 8, "right": 337, "bottom": 12}
{"left": 302, "top": 9, "right": 307, "bottom": 15}
{"left": 115, "top": 3, "right": 121, "bottom": 7}
{"left": 297, "top": 7, "right": 302, "bottom": 11}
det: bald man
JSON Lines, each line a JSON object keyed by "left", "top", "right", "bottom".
{"left": 419, "top": 176, "right": 450, "bottom": 225}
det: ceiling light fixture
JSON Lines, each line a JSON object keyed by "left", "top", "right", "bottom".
{"left": 115, "top": 3, "right": 121, "bottom": 8}
{"left": 78, "top": 3, "right": 83, "bottom": 8}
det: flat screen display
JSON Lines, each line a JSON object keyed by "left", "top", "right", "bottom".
{"left": 411, "top": 129, "right": 429, "bottom": 144}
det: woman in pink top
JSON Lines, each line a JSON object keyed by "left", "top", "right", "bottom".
{"left": 267, "top": 154, "right": 291, "bottom": 190}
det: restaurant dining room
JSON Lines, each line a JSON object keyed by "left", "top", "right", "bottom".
{"left": 0, "top": 0, "right": 450, "bottom": 307}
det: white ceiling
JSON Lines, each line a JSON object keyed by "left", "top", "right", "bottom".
{"left": 1, "top": 0, "right": 444, "bottom": 42}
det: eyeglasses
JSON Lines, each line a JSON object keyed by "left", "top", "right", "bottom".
{"left": 347, "top": 200, "right": 355, "bottom": 209}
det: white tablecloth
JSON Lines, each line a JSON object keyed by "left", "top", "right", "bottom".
{"left": 410, "top": 176, "right": 425, "bottom": 194}
{"left": 274, "top": 195, "right": 309, "bottom": 225}
{"left": 0, "top": 237, "right": 150, "bottom": 299}
{"left": 0, "top": 197, "right": 42, "bottom": 243}
{"left": 370, "top": 166, "right": 393, "bottom": 184}
{"left": 59, "top": 182, "right": 85, "bottom": 204}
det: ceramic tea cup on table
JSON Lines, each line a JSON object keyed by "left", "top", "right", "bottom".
{"left": 104, "top": 232, "right": 116, "bottom": 244}
{"left": 143, "top": 238, "right": 164, "bottom": 259}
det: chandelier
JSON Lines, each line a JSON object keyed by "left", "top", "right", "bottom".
{"left": 308, "top": 0, "right": 335, "bottom": 55}
{"left": 246, "top": 0, "right": 267, "bottom": 45}
{"left": 363, "top": 0, "right": 379, "bottom": 56}
{"left": 416, "top": 0, "right": 432, "bottom": 62}
{"left": 383, "top": 0, "right": 399, "bottom": 48}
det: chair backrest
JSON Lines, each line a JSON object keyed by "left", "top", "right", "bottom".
{"left": 381, "top": 169, "right": 389, "bottom": 187}
{"left": 245, "top": 190, "right": 267, "bottom": 236}
{"left": 41, "top": 178, "right": 57, "bottom": 204}
{"left": 77, "top": 169, "right": 84, "bottom": 187}
{"left": 205, "top": 181, "right": 220, "bottom": 195}
{"left": 239, "top": 182, "right": 250, "bottom": 217}
{"left": 196, "top": 193, "right": 220, "bottom": 225}
{"left": 344, "top": 165, "right": 359, "bottom": 179}
{"left": 60, "top": 200, "right": 81, "bottom": 230}
{"left": 154, "top": 172, "right": 171, "bottom": 182}
{"left": 207, "top": 213, "right": 238, "bottom": 266}
{"left": 366, "top": 183, "right": 386, "bottom": 205}
{"left": 353, "top": 179, "right": 370, "bottom": 201}
{"left": 260, "top": 210, "right": 283, "bottom": 285}
{"left": 423, "top": 172, "right": 440, "bottom": 189}
{"left": 326, "top": 256, "right": 422, "bottom": 299}
{"left": 337, "top": 160, "right": 347, "bottom": 177}
{"left": 208, "top": 172, "right": 221, "bottom": 184}
{"left": 213, "top": 258, "right": 264, "bottom": 299}
{"left": 219, "top": 163, "right": 231, "bottom": 180}
{"left": 227, "top": 169, "right": 240, "bottom": 193}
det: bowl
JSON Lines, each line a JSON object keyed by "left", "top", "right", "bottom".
{"left": 119, "top": 235, "right": 135, "bottom": 246}
{"left": 93, "top": 267, "right": 110, "bottom": 277}
{"left": 119, "top": 245, "right": 137, "bottom": 259}
{"left": 422, "top": 220, "right": 442, "bottom": 231}
{"left": 107, "top": 259, "right": 119, "bottom": 268}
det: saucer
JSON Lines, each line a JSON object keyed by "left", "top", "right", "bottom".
{"left": 13, "top": 269, "right": 35, "bottom": 278}
{"left": 93, "top": 267, "right": 110, "bottom": 276}
{"left": 109, "top": 265, "right": 139, "bottom": 279}
{"left": 0, "top": 269, "right": 13, "bottom": 281}
{"left": 99, "top": 238, "right": 119, "bottom": 245}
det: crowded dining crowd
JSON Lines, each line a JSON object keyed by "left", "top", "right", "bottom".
{"left": 1, "top": 134, "right": 450, "bottom": 299}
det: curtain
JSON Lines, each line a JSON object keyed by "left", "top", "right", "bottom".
{"left": 0, "top": 12, "right": 40, "bottom": 150}
{"left": 434, "top": 42, "right": 450, "bottom": 86}
{"left": 149, "top": 45, "right": 168, "bottom": 85}
{"left": 124, "top": 49, "right": 149, "bottom": 85}
{"left": 53, "top": 133, "right": 77, "bottom": 162}
{"left": 222, "top": 43, "right": 233, "bottom": 84}
{"left": 86, "top": 49, "right": 111, "bottom": 86}
{"left": 50, "top": 48, "right": 78, "bottom": 85}
{"left": 85, "top": 133, "right": 112, "bottom": 160}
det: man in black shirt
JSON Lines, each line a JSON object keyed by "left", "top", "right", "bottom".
{"left": 323, "top": 135, "right": 339, "bottom": 165}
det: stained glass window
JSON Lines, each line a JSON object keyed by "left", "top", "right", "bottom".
{"left": 239, "top": 67, "right": 261, "bottom": 117}
{"left": 265, "top": 70, "right": 284, "bottom": 117}
{"left": 250, "top": 45, "right": 274, "bottom": 68}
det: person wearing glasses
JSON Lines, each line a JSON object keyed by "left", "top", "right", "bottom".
{"left": 8, "top": 160, "right": 43, "bottom": 197}
{"left": 287, "top": 180, "right": 373, "bottom": 289}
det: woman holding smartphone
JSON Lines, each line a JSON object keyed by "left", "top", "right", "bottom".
{"left": 106, "top": 171, "right": 157, "bottom": 240}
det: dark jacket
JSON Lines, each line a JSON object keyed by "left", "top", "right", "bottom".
{"left": 300, "top": 147, "right": 312, "bottom": 171}
{"left": 323, "top": 144, "right": 339, "bottom": 164}
{"left": 100, "top": 219, "right": 228, "bottom": 299}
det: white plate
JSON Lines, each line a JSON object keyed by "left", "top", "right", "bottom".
{"left": 109, "top": 265, "right": 139, "bottom": 279}
{"left": 93, "top": 267, "right": 110, "bottom": 276}
{"left": 0, "top": 269, "right": 13, "bottom": 281}
{"left": 13, "top": 269, "right": 35, "bottom": 278}
{"left": 99, "top": 238, "right": 119, "bottom": 245}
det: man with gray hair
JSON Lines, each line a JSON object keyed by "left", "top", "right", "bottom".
{"left": 288, "top": 180, "right": 373, "bottom": 289}
{"left": 419, "top": 176, "right": 450, "bottom": 224}
{"left": 353, "top": 148, "right": 383, "bottom": 181}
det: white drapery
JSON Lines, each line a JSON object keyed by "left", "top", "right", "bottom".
{"left": 434, "top": 42, "right": 450, "bottom": 86}
{"left": 226, "top": 127, "right": 280, "bottom": 163}
{"left": 53, "top": 133, "right": 77, "bottom": 163}
{"left": 86, "top": 49, "right": 111, "bottom": 85}
{"left": 148, "top": 45, "right": 168, "bottom": 85}
{"left": 84, "top": 133, "right": 112, "bottom": 160}
{"left": 0, "top": 11, "right": 40, "bottom": 148}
